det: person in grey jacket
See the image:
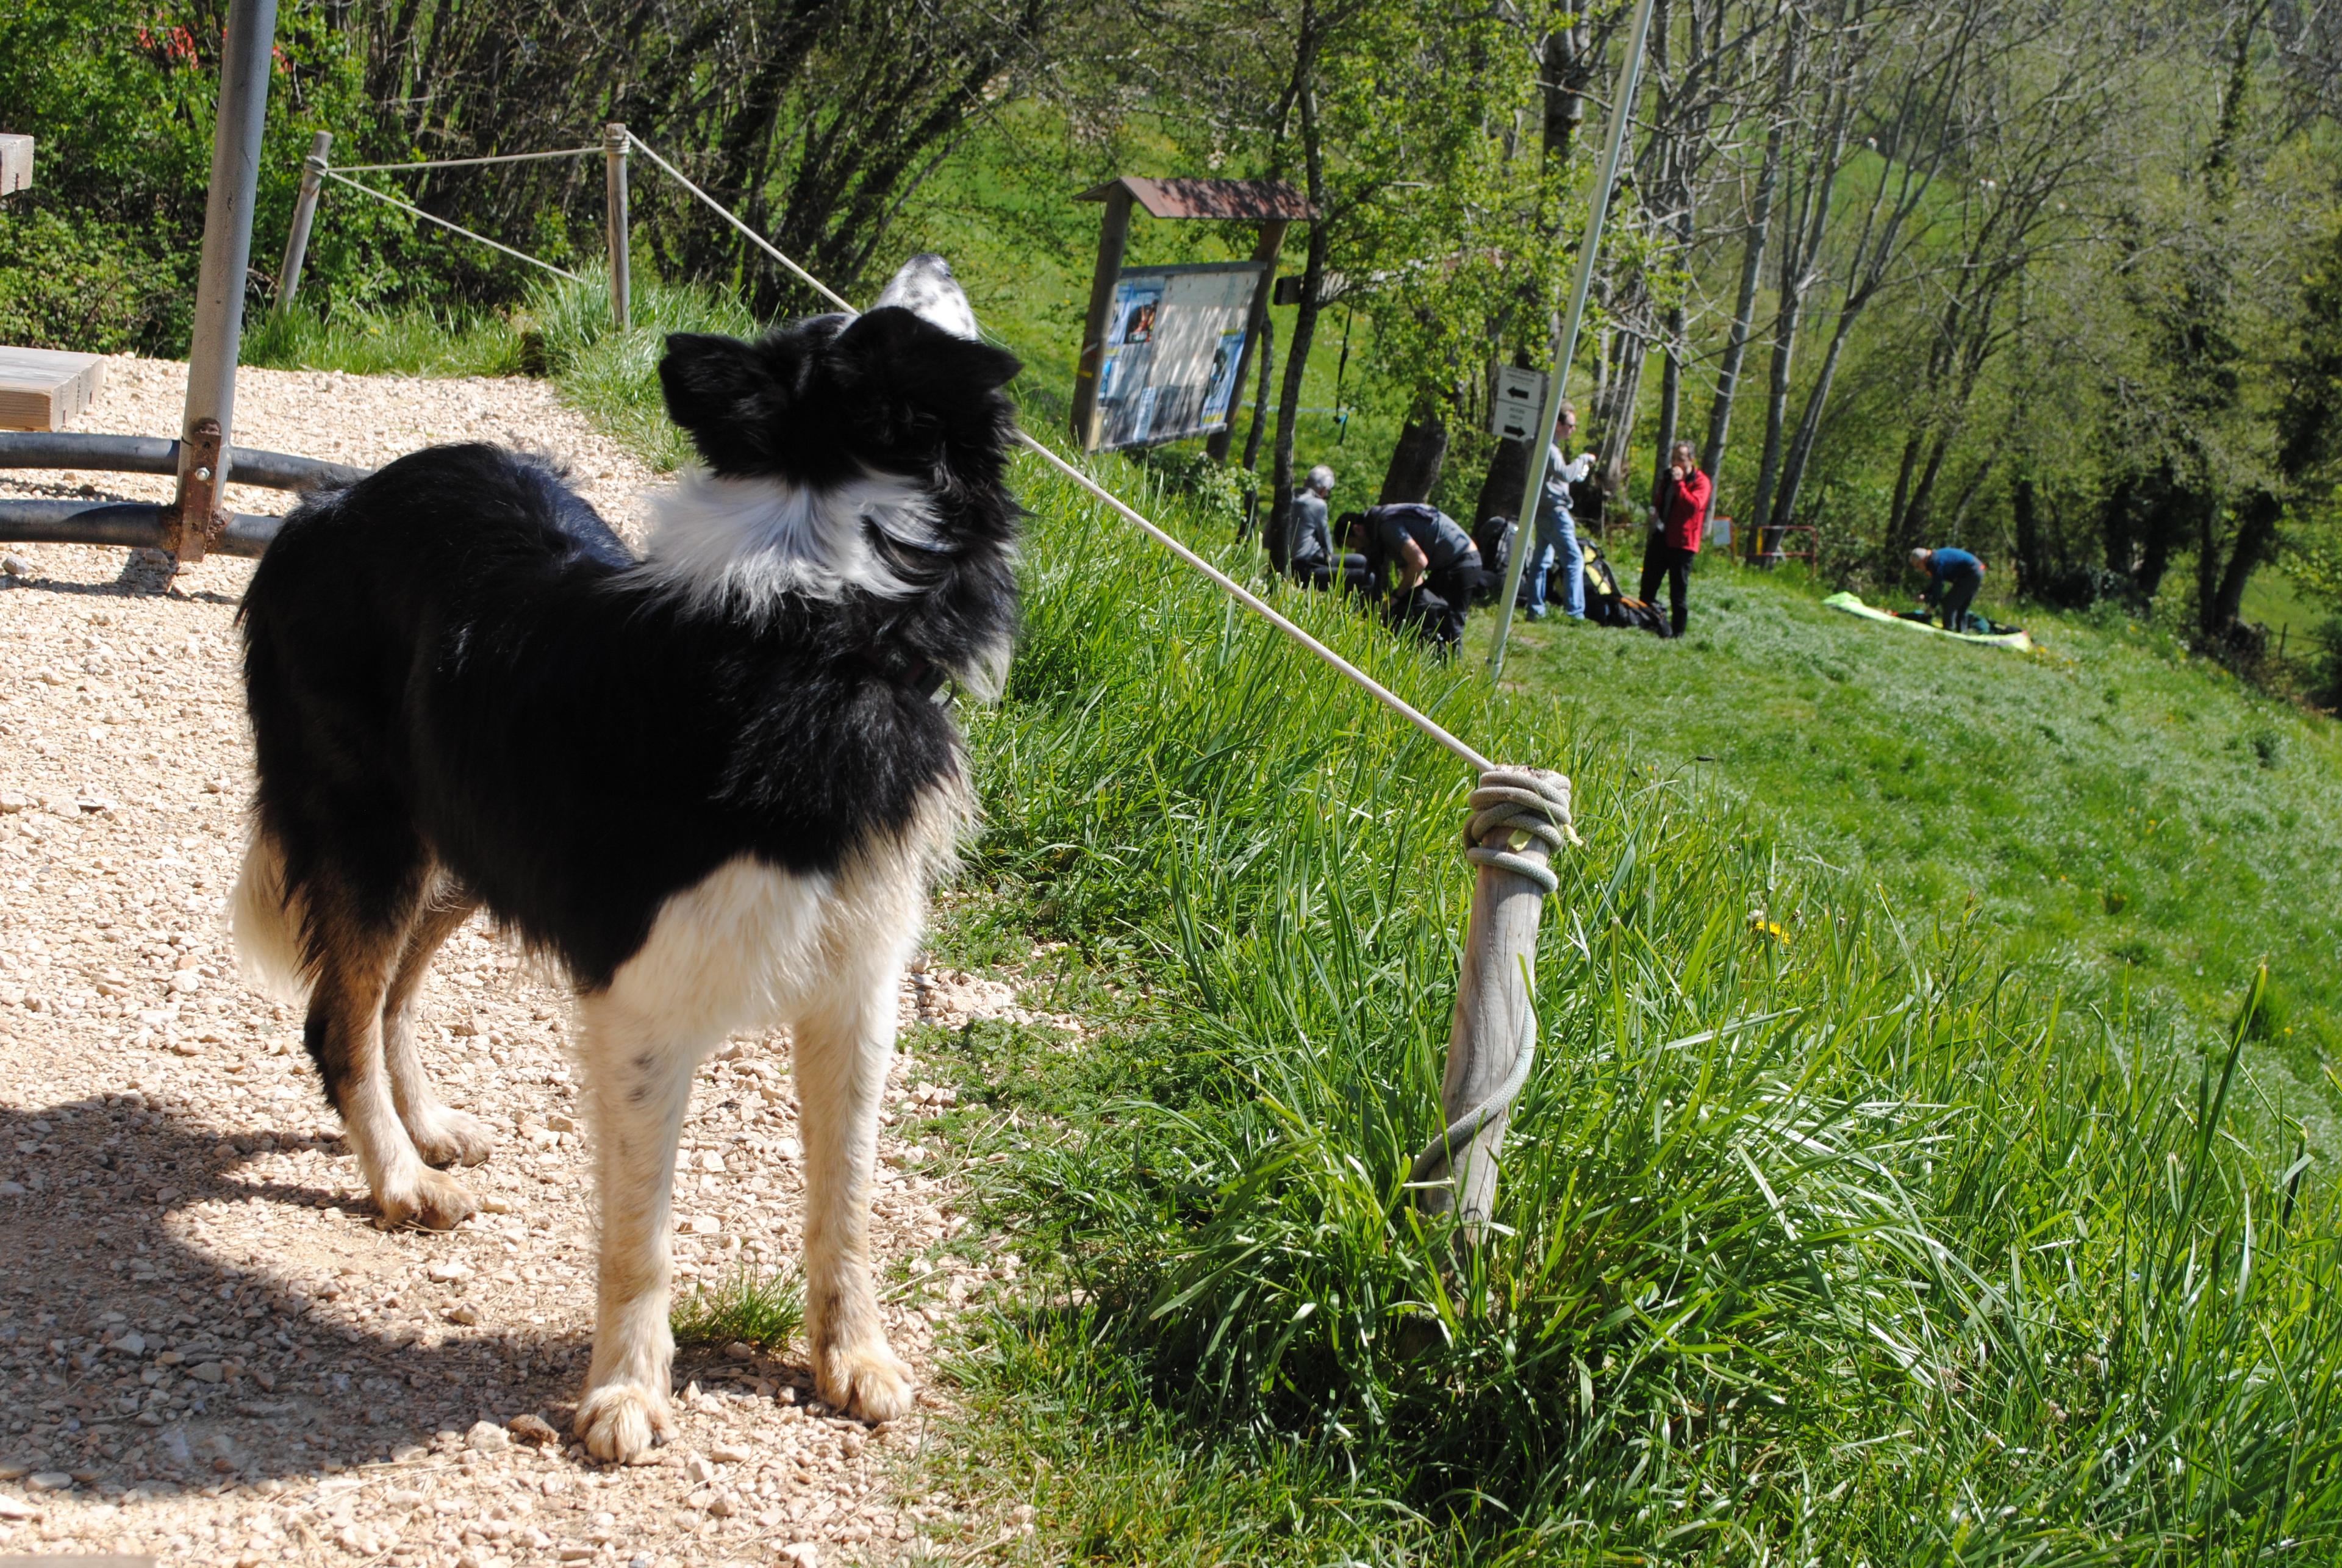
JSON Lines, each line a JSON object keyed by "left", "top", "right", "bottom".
{"left": 1521, "top": 404, "right": 1599, "bottom": 621}
{"left": 1287, "top": 465, "right": 1336, "bottom": 587}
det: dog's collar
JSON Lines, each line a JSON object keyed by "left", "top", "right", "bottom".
{"left": 855, "top": 645, "right": 951, "bottom": 703}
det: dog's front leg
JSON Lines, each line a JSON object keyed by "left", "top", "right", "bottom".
{"left": 573, "top": 1005, "right": 698, "bottom": 1463}
{"left": 795, "top": 973, "right": 915, "bottom": 1422}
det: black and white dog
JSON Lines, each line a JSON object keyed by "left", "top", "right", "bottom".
{"left": 231, "top": 256, "right": 1020, "bottom": 1461}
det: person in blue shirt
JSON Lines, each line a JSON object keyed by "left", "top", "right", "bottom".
{"left": 1520, "top": 403, "right": 1600, "bottom": 621}
{"left": 1910, "top": 546, "right": 1986, "bottom": 631}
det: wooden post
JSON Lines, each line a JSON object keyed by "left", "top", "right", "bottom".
{"left": 1416, "top": 768, "right": 1571, "bottom": 1236}
{"left": 1070, "top": 185, "right": 1134, "bottom": 452}
{"left": 277, "top": 131, "right": 332, "bottom": 311}
{"left": 1205, "top": 220, "right": 1289, "bottom": 464}
{"left": 604, "top": 124, "right": 631, "bottom": 329}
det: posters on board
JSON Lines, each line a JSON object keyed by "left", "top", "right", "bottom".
{"left": 1092, "top": 261, "right": 1266, "bottom": 451}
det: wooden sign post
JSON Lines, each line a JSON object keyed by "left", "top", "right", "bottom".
{"left": 1069, "top": 176, "right": 1314, "bottom": 455}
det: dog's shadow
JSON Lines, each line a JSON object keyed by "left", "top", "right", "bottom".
{"left": 0, "top": 1097, "right": 763, "bottom": 1493}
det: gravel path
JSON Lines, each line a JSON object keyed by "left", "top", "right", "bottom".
{"left": 0, "top": 359, "right": 1058, "bottom": 1566}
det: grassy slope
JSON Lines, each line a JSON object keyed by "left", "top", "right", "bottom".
{"left": 910, "top": 465, "right": 2342, "bottom": 1563}
{"left": 1499, "top": 555, "right": 2342, "bottom": 1146}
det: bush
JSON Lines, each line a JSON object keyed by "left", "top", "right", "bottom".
{"left": 0, "top": 207, "right": 188, "bottom": 353}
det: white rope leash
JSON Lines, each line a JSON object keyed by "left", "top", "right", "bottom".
{"left": 1013, "top": 437, "right": 1494, "bottom": 773}
{"left": 623, "top": 134, "right": 856, "bottom": 313}
{"left": 321, "top": 170, "right": 584, "bottom": 281}
{"left": 333, "top": 147, "right": 603, "bottom": 173}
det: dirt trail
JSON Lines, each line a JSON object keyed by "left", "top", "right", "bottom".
{"left": 0, "top": 359, "right": 1055, "bottom": 1566}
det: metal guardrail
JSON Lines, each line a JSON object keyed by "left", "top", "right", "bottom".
{"left": 0, "top": 431, "right": 365, "bottom": 490}
{"left": 0, "top": 501, "right": 281, "bottom": 557}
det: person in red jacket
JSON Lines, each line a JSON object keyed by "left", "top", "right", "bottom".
{"left": 1639, "top": 441, "right": 1711, "bottom": 637}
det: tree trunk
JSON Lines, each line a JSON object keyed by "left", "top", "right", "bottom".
{"left": 1542, "top": 24, "right": 1593, "bottom": 163}
{"left": 1766, "top": 304, "right": 1856, "bottom": 534}
{"left": 1380, "top": 396, "right": 1449, "bottom": 504}
{"left": 1747, "top": 275, "right": 1802, "bottom": 551}
{"left": 1474, "top": 430, "right": 1532, "bottom": 534}
{"left": 1241, "top": 316, "right": 1275, "bottom": 476}
{"left": 1267, "top": 81, "right": 1329, "bottom": 573}
{"left": 1597, "top": 334, "right": 1648, "bottom": 525}
{"left": 2012, "top": 473, "right": 2041, "bottom": 598}
{"left": 1652, "top": 308, "right": 1681, "bottom": 499}
{"left": 2206, "top": 489, "right": 2279, "bottom": 637}
{"left": 1702, "top": 120, "right": 1781, "bottom": 492}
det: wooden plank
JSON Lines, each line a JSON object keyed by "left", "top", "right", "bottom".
{"left": 0, "top": 133, "right": 31, "bottom": 195}
{"left": 0, "top": 346, "right": 106, "bottom": 432}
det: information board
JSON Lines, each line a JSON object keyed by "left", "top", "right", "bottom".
{"left": 1089, "top": 261, "right": 1265, "bottom": 451}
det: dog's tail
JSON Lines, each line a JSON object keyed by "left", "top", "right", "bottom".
{"left": 231, "top": 826, "right": 312, "bottom": 1004}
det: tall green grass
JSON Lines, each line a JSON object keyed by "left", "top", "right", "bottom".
{"left": 911, "top": 456, "right": 2342, "bottom": 1563}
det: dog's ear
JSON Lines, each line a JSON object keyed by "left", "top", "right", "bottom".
{"left": 836, "top": 307, "right": 1022, "bottom": 409}
{"left": 659, "top": 334, "right": 779, "bottom": 466}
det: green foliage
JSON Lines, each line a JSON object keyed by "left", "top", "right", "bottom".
{"left": 0, "top": 0, "right": 424, "bottom": 354}
{"left": 1130, "top": 442, "right": 1251, "bottom": 530}
{"left": 0, "top": 207, "right": 187, "bottom": 353}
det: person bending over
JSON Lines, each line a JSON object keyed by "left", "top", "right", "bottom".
{"left": 1640, "top": 442, "right": 1711, "bottom": 638}
{"left": 1522, "top": 403, "right": 1600, "bottom": 621}
{"left": 1910, "top": 546, "right": 1985, "bottom": 631}
{"left": 1349, "top": 501, "right": 1481, "bottom": 651}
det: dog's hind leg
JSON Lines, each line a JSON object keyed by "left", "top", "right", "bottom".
{"left": 382, "top": 873, "right": 496, "bottom": 1169}
{"left": 571, "top": 999, "right": 698, "bottom": 1463}
{"left": 793, "top": 959, "right": 915, "bottom": 1423}
{"left": 307, "top": 887, "right": 478, "bottom": 1231}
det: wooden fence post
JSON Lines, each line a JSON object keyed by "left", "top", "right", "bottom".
{"left": 277, "top": 131, "right": 332, "bottom": 312}
{"left": 1414, "top": 768, "right": 1573, "bottom": 1236}
{"left": 1069, "top": 184, "right": 1134, "bottom": 453}
{"left": 604, "top": 123, "right": 631, "bottom": 330}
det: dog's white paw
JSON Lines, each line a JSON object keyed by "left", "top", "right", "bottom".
{"left": 815, "top": 1337, "right": 915, "bottom": 1423}
{"left": 375, "top": 1166, "right": 477, "bottom": 1231}
{"left": 409, "top": 1106, "right": 497, "bottom": 1169}
{"left": 575, "top": 1381, "right": 673, "bottom": 1464}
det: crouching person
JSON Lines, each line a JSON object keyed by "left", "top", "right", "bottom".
{"left": 1347, "top": 501, "right": 1481, "bottom": 653}
{"left": 1910, "top": 545, "right": 1986, "bottom": 631}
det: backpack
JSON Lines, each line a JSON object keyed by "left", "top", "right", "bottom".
{"left": 1579, "top": 543, "right": 1672, "bottom": 637}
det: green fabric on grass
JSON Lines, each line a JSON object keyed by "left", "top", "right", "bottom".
{"left": 1823, "top": 589, "right": 2035, "bottom": 651}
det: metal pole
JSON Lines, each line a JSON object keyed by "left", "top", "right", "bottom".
{"left": 277, "top": 131, "right": 332, "bottom": 312}
{"left": 172, "top": 0, "right": 280, "bottom": 568}
{"left": 1486, "top": 0, "right": 1658, "bottom": 676}
{"left": 604, "top": 123, "right": 631, "bottom": 329}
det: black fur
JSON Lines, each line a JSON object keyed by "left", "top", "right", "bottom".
{"left": 240, "top": 304, "right": 1022, "bottom": 995}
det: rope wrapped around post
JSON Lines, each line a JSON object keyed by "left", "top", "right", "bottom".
{"left": 1410, "top": 768, "right": 1579, "bottom": 1235}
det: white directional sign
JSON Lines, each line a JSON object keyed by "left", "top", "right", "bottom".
{"left": 1491, "top": 364, "right": 1549, "bottom": 442}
